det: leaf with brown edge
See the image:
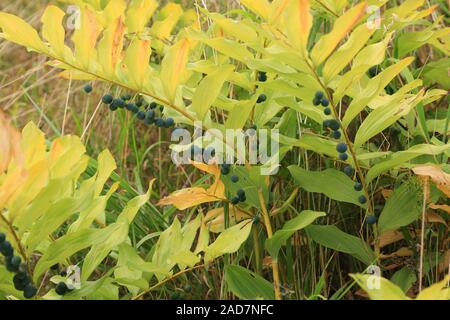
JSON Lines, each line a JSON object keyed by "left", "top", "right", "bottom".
{"left": 0, "top": 110, "right": 23, "bottom": 172}
{"left": 123, "top": 38, "right": 152, "bottom": 89}
{"left": 311, "top": 2, "right": 367, "bottom": 66}
{"left": 158, "top": 161, "right": 225, "bottom": 210}
{"left": 97, "top": 16, "right": 126, "bottom": 79}
{"left": 426, "top": 211, "right": 447, "bottom": 226}
{"left": 412, "top": 165, "right": 450, "bottom": 198}
{"left": 284, "top": 0, "right": 312, "bottom": 57}
{"left": 160, "top": 38, "right": 191, "bottom": 103}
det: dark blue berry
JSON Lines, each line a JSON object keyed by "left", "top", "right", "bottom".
{"left": 324, "top": 108, "right": 331, "bottom": 115}
{"left": 257, "top": 94, "right": 267, "bottom": 103}
{"left": 313, "top": 97, "right": 321, "bottom": 106}
{"left": 358, "top": 195, "right": 367, "bottom": 204}
{"left": 258, "top": 72, "right": 267, "bottom": 82}
{"left": 13, "top": 275, "right": 26, "bottom": 291}
{"left": 102, "top": 94, "right": 113, "bottom": 104}
{"left": 231, "top": 197, "right": 240, "bottom": 205}
{"left": 10, "top": 256, "right": 21, "bottom": 267}
{"left": 83, "top": 84, "right": 92, "bottom": 93}
{"left": 366, "top": 215, "right": 377, "bottom": 225}
{"left": 0, "top": 240, "right": 13, "bottom": 257}
{"left": 155, "top": 118, "right": 165, "bottom": 127}
{"left": 165, "top": 118, "right": 175, "bottom": 128}
{"left": 109, "top": 103, "right": 118, "bottom": 111}
{"left": 23, "top": 285, "right": 37, "bottom": 299}
{"left": 336, "top": 143, "right": 348, "bottom": 153}
{"left": 315, "top": 91, "right": 324, "bottom": 100}
{"left": 231, "top": 175, "right": 239, "bottom": 183}
{"left": 110, "top": 99, "right": 122, "bottom": 109}
{"left": 331, "top": 131, "right": 341, "bottom": 139}
{"left": 343, "top": 165, "right": 354, "bottom": 177}
{"left": 221, "top": 164, "right": 230, "bottom": 175}
{"left": 0, "top": 232, "right": 5, "bottom": 243}
{"left": 321, "top": 98, "right": 329, "bottom": 107}
{"left": 329, "top": 119, "right": 340, "bottom": 131}
{"left": 237, "top": 189, "right": 246, "bottom": 201}
{"left": 121, "top": 94, "right": 131, "bottom": 101}
{"left": 137, "top": 111, "right": 146, "bottom": 120}
{"left": 339, "top": 153, "right": 348, "bottom": 161}
{"left": 149, "top": 102, "right": 157, "bottom": 109}
{"left": 55, "top": 282, "right": 69, "bottom": 295}
{"left": 354, "top": 182, "right": 363, "bottom": 191}
{"left": 323, "top": 119, "right": 331, "bottom": 128}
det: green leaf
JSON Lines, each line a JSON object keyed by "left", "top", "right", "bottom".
{"left": 353, "top": 91, "right": 422, "bottom": 148}
{"left": 366, "top": 144, "right": 450, "bottom": 183}
{"left": 288, "top": 166, "right": 366, "bottom": 207}
{"left": 378, "top": 181, "right": 422, "bottom": 234}
{"left": 224, "top": 264, "right": 274, "bottom": 300}
{"left": 391, "top": 267, "right": 416, "bottom": 293}
{"left": 192, "top": 65, "right": 234, "bottom": 120}
{"left": 266, "top": 210, "right": 326, "bottom": 260}
{"left": 280, "top": 134, "right": 338, "bottom": 158}
{"left": 34, "top": 224, "right": 123, "bottom": 282}
{"left": 204, "top": 220, "right": 253, "bottom": 263}
{"left": 306, "top": 225, "right": 376, "bottom": 265}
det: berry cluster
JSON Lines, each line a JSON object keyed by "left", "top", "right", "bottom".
{"left": 0, "top": 233, "right": 37, "bottom": 299}
{"left": 86, "top": 86, "right": 176, "bottom": 128}
{"left": 231, "top": 189, "right": 246, "bottom": 205}
{"left": 314, "top": 91, "right": 341, "bottom": 139}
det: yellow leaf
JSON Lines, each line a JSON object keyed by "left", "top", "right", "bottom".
{"left": 284, "top": 0, "right": 312, "bottom": 57}
{"left": 204, "top": 220, "right": 253, "bottom": 263}
{"left": 212, "top": 14, "right": 258, "bottom": 43}
{"left": 150, "top": 3, "right": 183, "bottom": 40}
{"left": 41, "top": 5, "right": 72, "bottom": 59}
{"left": 126, "top": 0, "right": 158, "bottom": 34}
{"left": 123, "top": 38, "right": 152, "bottom": 89}
{"left": 311, "top": 2, "right": 367, "bottom": 66}
{"left": 20, "top": 122, "right": 47, "bottom": 170}
{"left": 205, "top": 206, "right": 249, "bottom": 233}
{"left": 0, "top": 111, "right": 22, "bottom": 172}
{"left": 97, "top": 17, "right": 126, "bottom": 79}
{"left": 239, "top": 0, "right": 270, "bottom": 20}
{"left": 416, "top": 276, "right": 450, "bottom": 300}
{"left": 191, "top": 64, "right": 234, "bottom": 119}
{"left": 323, "top": 23, "right": 375, "bottom": 83}
{"left": 0, "top": 12, "right": 47, "bottom": 53}
{"left": 160, "top": 38, "right": 191, "bottom": 102}
{"left": 72, "top": 7, "right": 103, "bottom": 69}
{"left": 269, "top": 0, "right": 290, "bottom": 26}
{"left": 158, "top": 162, "right": 225, "bottom": 210}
